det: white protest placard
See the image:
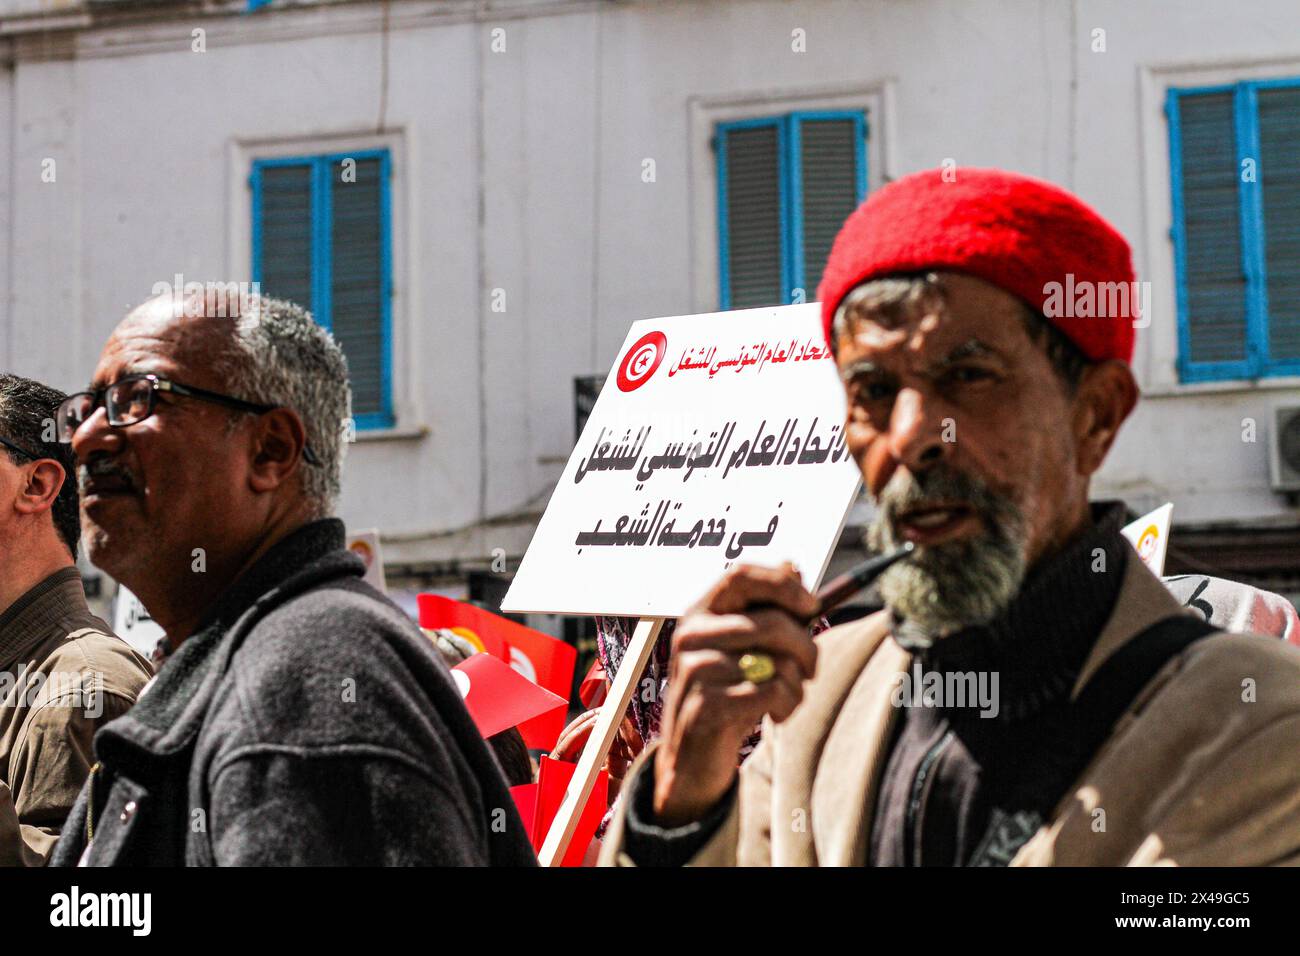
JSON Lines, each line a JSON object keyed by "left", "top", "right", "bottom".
{"left": 1121, "top": 502, "right": 1173, "bottom": 576}
{"left": 502, "top": 303, "right": 862, "bottom": 617}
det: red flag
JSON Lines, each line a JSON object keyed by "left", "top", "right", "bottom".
{"left": 452, "top": 653, "right": 566, "bottom": 740}
{"left": 579, "top": 659, "right": 607, "bottom": 709}
{"left": 418, "top": 595, "right": 577, "bottom": 750}
{"left": 533, "top": 755, "right": 608, "bottom": 864}
{"left": 499, "top": 621, "right": 577, "bottom": 750}
{"left": 509, "top": 783, "right": 540, "bottom": 850}
{"left": 417, "top": 594, "right": 509, "bottom": 660}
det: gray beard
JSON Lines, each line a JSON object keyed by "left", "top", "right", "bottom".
{"left": 865, "top": 467, "right": 1029, "bottom": 638}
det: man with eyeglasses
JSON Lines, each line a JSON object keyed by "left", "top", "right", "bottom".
{"left": 48, "top": 288, "right": 535, "bottom": 866}
{"left": 0, "top": 374, "right": 152, "bottom": 866}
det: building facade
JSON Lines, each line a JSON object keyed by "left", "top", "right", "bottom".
{"left": 1, "top": 0, "right": 1297, "bottom": 625}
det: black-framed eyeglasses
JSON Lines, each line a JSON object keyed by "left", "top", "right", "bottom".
{"left": 56, "top": 373, "right": 321, "bottom": 466}
{"left": 0, "top": 435, "right": 44, "bottom": 463}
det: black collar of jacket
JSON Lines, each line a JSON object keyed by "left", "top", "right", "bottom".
{"left": 94, "top": 518, "right": 364, "bottom": 768}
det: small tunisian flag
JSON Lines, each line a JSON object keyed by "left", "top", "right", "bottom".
{"left": 420, "top": 595, "right": 577, "bottom": 750}
{"left": 532, "top": 756, "right": 609, "bottom": 866}
{"left": 451, "top": 653, "right": 566, "bottom": 740}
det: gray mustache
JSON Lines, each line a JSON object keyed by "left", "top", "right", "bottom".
{"left": 876, "top": 465, "right": 999, "bottom": 524}
{"left": 77, "top": 457, "right": 137, "bottom": 494}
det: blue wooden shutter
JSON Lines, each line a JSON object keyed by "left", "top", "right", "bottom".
{"left": 719, "top": 121, "right": 785, "bottom": 309}
{"left": 253, "top": 162, "right": 314, "bottom": 312}
{"left": 794, "top": 114, "right": 865, "bottom": 302}
{"left": 1257, "top": 85, "right": 1300, "bottom": 365}
{"left": 330, "top": 154, "right": 390, "bottom": 423}
{"left": 1172, "top": 90, "right": 1249, "bottom": 373}
{"left": 719, "top": 113, "right": 866, "bottom": 310}
{"left": 253, "top": 151, "right": 393, "bottom": 429}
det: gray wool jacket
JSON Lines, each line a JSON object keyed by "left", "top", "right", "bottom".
{"left": 50, "top": 519, "right": 537, "bottom": 867}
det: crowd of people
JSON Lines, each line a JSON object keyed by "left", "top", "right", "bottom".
{"left": 1, "top": 166, "right": 1298, "bottom": 866}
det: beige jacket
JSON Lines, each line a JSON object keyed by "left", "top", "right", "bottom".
{"left": 601, "top": 553, "right": 1300, "bottom": 866}
{"left": 0, "top": 569, "right": 153, "bottom": 866}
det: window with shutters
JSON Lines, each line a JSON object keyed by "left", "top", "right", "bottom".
{"left": 716, "top": 111, "right": 867, "bottom": 310}
{"left": 1168, "top": 80, "right": 1300, "bottom": 383}
{"left": 251, "top": 148, "right": 394, "bottom": 428}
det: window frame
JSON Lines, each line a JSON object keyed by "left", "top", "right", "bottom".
{"left": 250, "top": 147, "right": 395, "bottom": 430}
{"left": 715, "top": 110, "right": 867, "bottom": 311}
{"left": 1167, "top": 78, "right": 1300, "bottom": 384}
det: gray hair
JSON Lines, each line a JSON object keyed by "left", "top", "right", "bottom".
{"left": 831, "top": 272, "right": 947, "bottom": 346}
{"left": 201, "top": 293, "right": 351, "bottom": 517}
{"left": 830, "top": 272, "right": 1092, "bottom": 390}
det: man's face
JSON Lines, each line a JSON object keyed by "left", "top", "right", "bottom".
{"left": 836, "top": 273, "right": 1085, "bottom": 635}
{"left": 72, "top": 299, "right": 257, "bottom": 589}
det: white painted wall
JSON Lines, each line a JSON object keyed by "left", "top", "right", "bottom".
{"left": 1, "top": 0, "right": 1297, "bottom": 571}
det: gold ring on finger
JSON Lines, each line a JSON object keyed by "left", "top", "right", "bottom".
{"left": 738, "top": 652, "right": 776, "bottom": 684}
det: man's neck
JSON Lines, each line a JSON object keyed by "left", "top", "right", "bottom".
{"left": 1026, "top": 496, "right": 1095, "bottom": 576}
{"left": 138, "top": 512, "right": 315, "bottom": 649}
{"left": 0, "top": 536, "right": 75, "bottom": 619}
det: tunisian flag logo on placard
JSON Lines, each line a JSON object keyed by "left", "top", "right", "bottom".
{"left": 616, "top": 331, "right": 667, "bottom": 392}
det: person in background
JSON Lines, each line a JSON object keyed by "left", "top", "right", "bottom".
{"left": 0, "top": 374, "right": 152, "bottom": 866}
{"left": 49, "top": 288, "right": 535, "bottom": 866}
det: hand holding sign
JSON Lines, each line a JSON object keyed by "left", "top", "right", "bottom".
{"left": 652, "top": 563, "right": 820, "bottom": 827}
{"left": 552, "top": 706, "right": 645, "bottom": 798}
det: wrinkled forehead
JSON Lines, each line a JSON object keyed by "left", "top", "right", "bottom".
{"left": 94, "top": 296, "right": 235, "bottom": 387}
{"left": 837, "top": 273, "right": 1032, "bottom": 362}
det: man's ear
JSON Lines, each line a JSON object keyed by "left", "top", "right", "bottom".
{"left": 1071, "top": 360, "right": 1138, "bottom": 478}
{"left": 247, "top": 408, "right": 309, "bottom": 494}
{"left": 12, "top": 459, "right": 66, "bottom": 516}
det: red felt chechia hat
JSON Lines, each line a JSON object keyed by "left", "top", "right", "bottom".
{"left": 816, "top": 167, "right": 1138, "bottom": 364}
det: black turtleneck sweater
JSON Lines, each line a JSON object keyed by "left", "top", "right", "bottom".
{"left": 869, "top": 501, "right": 1128, "bottom": 866}
{"left": 620, "top": 501, "right": 1131, "bottom": 867}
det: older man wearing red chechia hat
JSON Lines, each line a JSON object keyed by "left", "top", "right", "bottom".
{"left": 599, "top": 167, "right": 1300, "bottom": 867}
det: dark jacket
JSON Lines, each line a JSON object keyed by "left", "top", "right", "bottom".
{"left": 51, "top": 519, "right": 536, "bottom": 866}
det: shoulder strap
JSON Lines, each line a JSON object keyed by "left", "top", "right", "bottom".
{"left": 967, "top": 613, "right": 1219, "bottom": 866}
{"left": 1069, "top": 612, "right": 1218, "bottom": 760}
{"left": 1034, "top": 612, "right": 1219, "bottom": 818}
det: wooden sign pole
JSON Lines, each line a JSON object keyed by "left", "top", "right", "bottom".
{"left": 538, "top": 616, "right": 666, "bottom": 867}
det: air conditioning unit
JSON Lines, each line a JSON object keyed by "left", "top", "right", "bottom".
{"left": 1268, "top": 406, "right": 1300, "bottom": 493}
